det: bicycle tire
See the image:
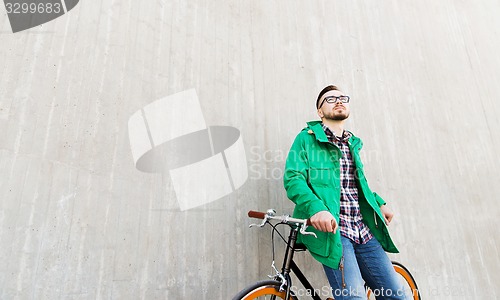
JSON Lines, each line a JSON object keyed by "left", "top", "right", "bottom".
{"left": 366, "top": 262, "right": 421, "bottom": 300}
{"left": 232, "top": 280, "right": 298, "bottom": 300}
{"left": 392, "top": 262, "right": 420, "bottom": 300}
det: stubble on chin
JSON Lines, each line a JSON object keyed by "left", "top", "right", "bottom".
{"left": 324, "top": 111, "right": 349, "bottom": 121}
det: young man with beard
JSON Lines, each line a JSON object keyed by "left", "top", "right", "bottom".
{"left": 283, "top": 85, "right": 407, "bottom": 299}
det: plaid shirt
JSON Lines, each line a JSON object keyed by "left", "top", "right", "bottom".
{"left": 322, "top": 124, "right": 373, "bottom": 244}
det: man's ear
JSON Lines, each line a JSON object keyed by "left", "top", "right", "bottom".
{"left": 317, "top": 108, "right": 324, "bottom": 118}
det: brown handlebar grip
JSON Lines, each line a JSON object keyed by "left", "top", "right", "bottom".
{"left": 248, "top": 211, "right": 266, "bottom": 219}
{"left": 306, "top": 219, "right": 312, "bottom": 226}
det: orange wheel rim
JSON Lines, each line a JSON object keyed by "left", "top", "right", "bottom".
{"left": 393, "top": 265, "right": 419, "bottom": 299}
{"left": 241, "top": 285, "right": 290, "bottom": 299}
{"left": 366, "top": 265, "right": 419, "bottom": 300}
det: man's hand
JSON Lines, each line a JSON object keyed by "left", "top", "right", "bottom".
{"left": 310, "top": 211, "right": 338, "bottom": 233}
{"left": 380, "top": 204, "right": 394, "bottom": 225}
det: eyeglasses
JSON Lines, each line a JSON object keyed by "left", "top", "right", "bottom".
{"left": 318, "top": 95, "right": 350, "bottom": 108}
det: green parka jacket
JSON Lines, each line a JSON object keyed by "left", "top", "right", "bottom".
{"left": 283, "top": 121, "right": 398, "bottom": 269}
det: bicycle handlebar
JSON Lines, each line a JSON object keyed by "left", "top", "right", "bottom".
{"left": 248, "top": 210, "right": 267, "bottom": 219}
{"left": 248, "top": 210, "right": 312, "bottom": 226}
{"left": 247, "top": 209, "right": 316, "bottom": 237}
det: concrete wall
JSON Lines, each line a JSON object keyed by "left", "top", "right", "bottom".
{"left": 1, "top": 0, "right": 499, "bottom": 299}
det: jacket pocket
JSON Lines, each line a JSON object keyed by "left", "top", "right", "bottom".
{"left": 309, "top": 167, "right": 336, "bottom": 187}
{"left": 300, "top": 228, "right": 330, "bottom": 257}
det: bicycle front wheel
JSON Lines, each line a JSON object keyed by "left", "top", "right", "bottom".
{"left": 232, "top": 280, "right": 298, "bottom": 300}
{"left": 366, "top": 262, "right": 420, "bottom": 300}
{"left": 392, "top": 262, "right": 420, "bottom": 300}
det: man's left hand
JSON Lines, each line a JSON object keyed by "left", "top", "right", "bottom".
{"left": 380, "top": 204, "right": 394, "bottom": 225}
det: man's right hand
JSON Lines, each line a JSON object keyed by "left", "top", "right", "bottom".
{"left": 310, "top": 211, "right": 338, "bottom": 233}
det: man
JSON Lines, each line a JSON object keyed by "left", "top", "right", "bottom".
{"left": 283, "top": 85, "right": 406, "bottom": 299}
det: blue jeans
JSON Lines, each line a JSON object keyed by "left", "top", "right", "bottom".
{"left": 323, "top": 236, "right": 407, "bottom": 300}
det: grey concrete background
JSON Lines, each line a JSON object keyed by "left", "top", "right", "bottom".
{"left": 1, "top": 0, "right": 499, "bottom": 299}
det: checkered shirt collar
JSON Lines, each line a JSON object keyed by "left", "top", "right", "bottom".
{"left": 321, "top": 123, "right": 352, "bottom": 142}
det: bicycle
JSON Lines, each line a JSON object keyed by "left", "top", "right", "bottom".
{"left": 233, "top": 209, "right": 420, "bottom": 300}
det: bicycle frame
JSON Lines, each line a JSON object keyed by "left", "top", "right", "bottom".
{"left": 247, "top": 209, "right": 328, "bottom": 300}
{"left": 242, "top": 210, "right": 419, "bottom": 300}
{"left": 280, "top": 225, "right": 324, "bottom": 300}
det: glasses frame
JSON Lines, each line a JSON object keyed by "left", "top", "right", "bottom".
{"left": 318, "top": 95, "right": 350, "bottom": 109}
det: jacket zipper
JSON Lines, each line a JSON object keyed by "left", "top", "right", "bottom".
{"left": 374, "top": 211, "right": 378, "bottom": 228}
{"left": 339, "top": 255, "right": 346, "bottom": 288}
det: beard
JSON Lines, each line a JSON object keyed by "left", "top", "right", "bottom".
{"left": 323, "top": 110, "right": 350, "bottom": 121}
